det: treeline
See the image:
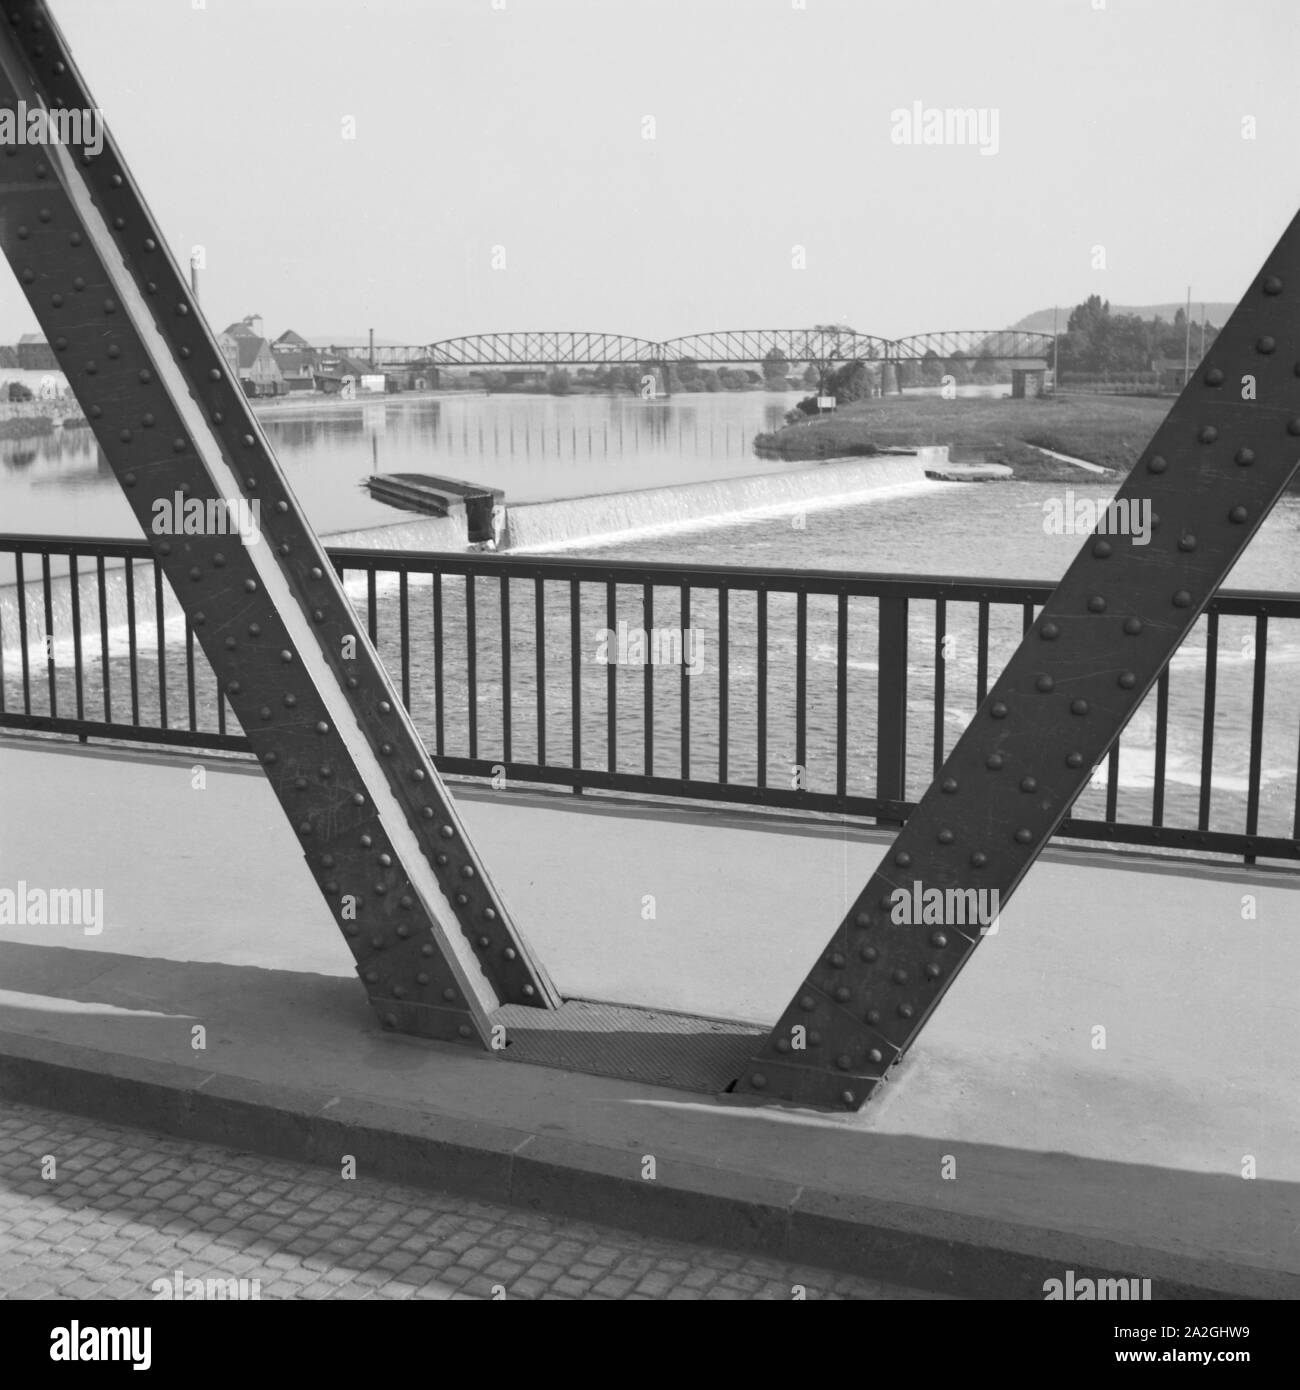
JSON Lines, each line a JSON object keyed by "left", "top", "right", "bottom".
{"left": 1055, "top": 295, "right": 1218, "bottom": 375}
{"left": 481, "top": 360, "right": 814, "bottom": 396}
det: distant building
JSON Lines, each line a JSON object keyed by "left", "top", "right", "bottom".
{"left": 1152, "top": 357, "right": 1198, "bottom": 392}
{"left": 17, "top": 333, "right": 56, "bottom": 370}
{"left": 390, "top": 358, "right": 439, "bottom": 391}
{"left": 215, "top": 332, "right": 242, "bottom": 378}
{"left": 275, "top": 350, "right": 318, "bottom": 391}
{"left": 223, "top": 314, "right": 265, "bottom": 342}
{"left": 235, "top": 336, "right": 284, "bottom": 396}
{"left": 1011, "top": 367, "right": 1046, "bottom": 398}
{"left": 272, "top": 329, "right": 313, "bottom": 356}
{"left": 315, "top": 352, "right": 373, "bottom": 393}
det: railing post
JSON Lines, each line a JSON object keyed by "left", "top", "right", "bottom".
{"left": 876, "top": 596, "right": 909, "bottom": 824}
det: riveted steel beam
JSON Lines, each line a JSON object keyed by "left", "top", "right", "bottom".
{"left": 734, "top": 213, "right": 1300, "bottom": 1110}
{"left": 0, "top": 0, "right": 559, "bottom": 1044}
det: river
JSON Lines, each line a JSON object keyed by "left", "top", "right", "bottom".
{"left": 3, "top": 390, "right": 1298, "bottom": 859}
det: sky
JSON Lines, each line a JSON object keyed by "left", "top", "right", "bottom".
{"left": 4, "top": 0, "right": 1300, "bottom": 346}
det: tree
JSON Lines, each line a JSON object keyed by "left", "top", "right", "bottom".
{"left": 920, "top": 349, "right": 944, "bottom": 385}
{"left": 676, "top": 356, "right": 701, "bottom": 388}
{"left": 762, "top": 348, "right": 790, "bottom": 388}
{"left": 973, "top": 349, "right": 998, "bottom": 381}
{"left": 795, "top": 324, "right": 869, "bottom": 395}
{"left": 546, "top": 368, "right": 572, "bottom": 395}
{"left": 945, "top": 351, "right": 973, "bottom": 384}
{"left": 826, "top": 359, "right": 876, "bottom": 403}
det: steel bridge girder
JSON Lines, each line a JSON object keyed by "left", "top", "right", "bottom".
{"left": 0, "top": 0, "right": 559, "bottom": 1046}
{"left": 734, "top": 230, "right": 1300, "bottom": 1110}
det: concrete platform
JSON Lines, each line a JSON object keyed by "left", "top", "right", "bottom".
{"left": 2, "top": 735, "right": 1298, "bottom": 1299}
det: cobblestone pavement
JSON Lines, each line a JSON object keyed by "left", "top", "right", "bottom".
{"left": 0, "top": 1102, "right": 944, "bottom": 1300}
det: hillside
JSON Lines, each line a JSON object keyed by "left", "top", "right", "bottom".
{"left": 1009, "top": 303, "right": 1235, "bottom": 334}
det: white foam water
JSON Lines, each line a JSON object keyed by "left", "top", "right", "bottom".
{"left": 502, "top": 456, "right": 938, "bottom": 553}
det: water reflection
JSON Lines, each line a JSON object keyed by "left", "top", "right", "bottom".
{"left": 0, "top": 392, "right": 796, "bottom": 538}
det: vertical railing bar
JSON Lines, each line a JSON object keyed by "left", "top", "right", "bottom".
{"left": 976, "top": 599, "right": 990, "bottom": 704}
{"left": 366, "top": 568, "right": 377, "bottom": 644}
{"left": 96, "top": 554, "right": 110, "bottom": 721}
{"left": 606, "top": 580, "right": 617, "bottom": 774}
{"left": 756, "top": 586, "right": 767, "bottom": 789}
{"left": 1198, "top": 611, "right": 1219, "bottom": 832}
{"left": 1105, "top": 742, "right": 1120, "bottom": 823}
{"left": 835, "top": 590, "right": 847, "bottom": 799}
{"left": 1245, "top": 614, "right": 1268, "bottom": 863}
{"left": 399, "top": 571, "right": 411, "bottom": 711}
{"left": 1293, "top": 680, "right": 1300, "bottom": 848}
{"left": 41, "top": 551, "right": 56, "bottom": 716}
{"left": 154, "top": 559, "right": 167, "bottom": 730}
{"left": 680, "top": 583, "right": 691, "bottom": 781}
{"left": 643, "top": 583, "right": 654, "bottom": 778}
{"left": 719, "top": 586, "right": 729, "bottom": 784}
{"left": 795, "top": 589, "right": 806, "bottom": 777}
{"left": 1152, "top": 668, "right": 1170, "bottom": 826}
{"left": 501, "top": 576, "right": 512, "bottom": 767}
{"left": 535, "top": 575, "right": 546, "bottom": 766}
{"left": 70, "top": 555, "right": 84, "bottom": 723}
{"left": 466, "top": 574, "right": 478, "bottom": 761}
{"left": 876, "top": 596, "right": 909, "bottom": 824}
{"left": 16, "top": 552, "right": 30, "bottom": 715}
{"left": 433, "top": 572, "right": 445, "bottom": 756}
{"left": 570, "top": 578, "right": 582, "bottom": 786}
{"left": 933, "top": 599, "right": 946, "bottom": 776}
{"left": 125, "top": 558, "right": 139, "bottom": 726}
{"left": 185, "top": 617, "right": 197, "bottom": 732}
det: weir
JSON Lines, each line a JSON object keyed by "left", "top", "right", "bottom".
{"left": 502, "top": 454, "right": 932, "bottom": 551}
{"left": 0, "top": 457, "right": 936, "bottom": 663}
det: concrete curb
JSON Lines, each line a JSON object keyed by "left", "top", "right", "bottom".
{"left": 0, "top": 1030, "right": 1286, "bottom": 1301}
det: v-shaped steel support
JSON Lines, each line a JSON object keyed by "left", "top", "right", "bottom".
{"left": 0, "top": 0, "right": 559, "bottom": 1046}
{"left": 733, "top": 216, "right": 1300, "bottom": 1109}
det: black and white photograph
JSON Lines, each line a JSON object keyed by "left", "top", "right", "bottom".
{"left": 0, "top": 0, "right": 1294, "bottom": 1347}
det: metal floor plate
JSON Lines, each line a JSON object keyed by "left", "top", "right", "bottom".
{"left": 494, "top": 1000, "right": 764, "bottom": 1093}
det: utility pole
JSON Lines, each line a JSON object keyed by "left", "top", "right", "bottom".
{"left": 368, "top": 327, "right": 375, "bottom": 371}
{"left": 1199, "top": 304, "right": 1206, "bottom": 361}
{"left": 1183, "top": 286, "right": 1192, "bottom": 383}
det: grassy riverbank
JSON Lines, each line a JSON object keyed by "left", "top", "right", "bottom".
{"left": 753, "top": 393, "right": 1170, "bottom": 481}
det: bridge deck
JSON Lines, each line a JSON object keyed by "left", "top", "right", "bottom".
{"left": 1, "top": 736, "right": 1297, "bottom": 1295}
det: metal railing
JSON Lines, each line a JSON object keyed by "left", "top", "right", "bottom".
{"left": 3, "top": 533, "right": 1298, "bottom": 865}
